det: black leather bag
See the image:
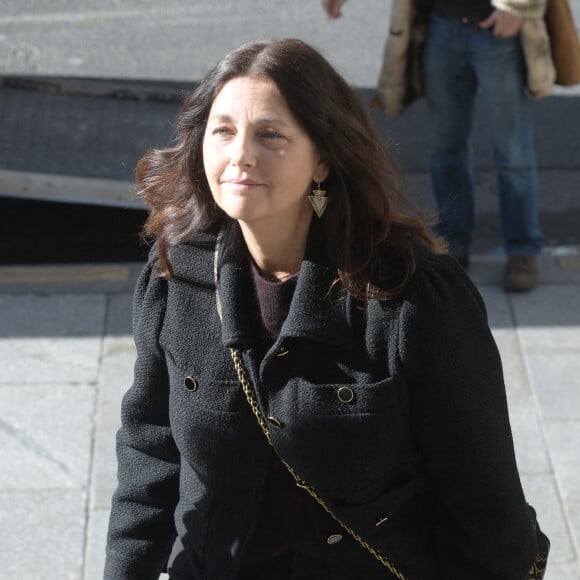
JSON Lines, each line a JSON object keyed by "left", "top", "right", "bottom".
{"left": 528, "top": 505, "right": 550, "bottom": 579}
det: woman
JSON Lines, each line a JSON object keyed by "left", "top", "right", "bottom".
{"left": 105, "top": 38, "right": 547, "bottom": 579}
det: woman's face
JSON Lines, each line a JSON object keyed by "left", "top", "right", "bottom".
{"left": 202, "top": 76, "right": 328, "bottom": 230}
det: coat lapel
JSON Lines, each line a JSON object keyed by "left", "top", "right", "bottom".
{"left": 215, "top": 219, "right": 353, "bottom": 351}
{"left": 215, "top": 221, "right": 256, "bottom": 348}
{"left": 280, "top": 221, "right": 352, "bottom": 350}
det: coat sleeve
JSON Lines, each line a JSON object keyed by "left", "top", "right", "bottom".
{"left": 492, "top": 0, "right": 547, "bottom": 19}
{"left": 400, "top": 254, "right": 538, "bottom": 579}
{"left": 104, "top": 261, "right": 180, "bottom": 580}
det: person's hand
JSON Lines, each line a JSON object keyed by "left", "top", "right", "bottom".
{"left": 322, "top": 0, "right": 348, "bottom": 19}
{"left": 479, "top": 10, "right": 523, "bottom": 37}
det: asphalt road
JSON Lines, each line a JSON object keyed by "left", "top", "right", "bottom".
{"left": 2, "top": 0, "right": 579, "bottom": 91}
{"left": 0, "top": 0, "right": 388, "bottom": 88}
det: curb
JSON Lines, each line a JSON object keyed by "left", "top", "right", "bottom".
{"left": 0, "top": 74, "right": 191, "bottom": 103}
{"left": 0, "top": 169, "right": 141, "bottom": 208}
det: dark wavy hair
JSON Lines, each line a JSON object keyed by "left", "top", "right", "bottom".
{"left": 138, "top": 38, "right": 444, "bottom": 299}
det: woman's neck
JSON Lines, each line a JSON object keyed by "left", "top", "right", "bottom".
{"left": 239, "top": 212, "right": 312, "bottom": 281}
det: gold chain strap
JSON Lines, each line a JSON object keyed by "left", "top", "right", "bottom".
{"left": 229, "top": 348, "right": 407, "bottom": 580}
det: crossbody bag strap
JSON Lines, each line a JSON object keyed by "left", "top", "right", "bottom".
{"left": 229, "top": 347, "right": 407, "bottom": 580}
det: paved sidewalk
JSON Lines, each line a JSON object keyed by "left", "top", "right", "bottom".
{"left": 0, "top": 255, "right": 579, "bottom": 579}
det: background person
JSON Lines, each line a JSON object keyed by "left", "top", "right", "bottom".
{"left": 324, "top": 0, "right": 552, "bottom": 292}
{"left": 105, "top": 38, "right": 547, "bottom": 579}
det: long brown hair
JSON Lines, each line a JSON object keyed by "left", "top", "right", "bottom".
{"left": 138, "top": 38, "right": 444, "bottom": 299}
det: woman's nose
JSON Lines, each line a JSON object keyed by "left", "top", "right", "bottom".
{"left": 229, "top": 134, "right": 256, "bottom": 167}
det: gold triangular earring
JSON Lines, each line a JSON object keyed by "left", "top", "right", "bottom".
{"left": 308, "top": 182, "right": 328, "bottom": 218}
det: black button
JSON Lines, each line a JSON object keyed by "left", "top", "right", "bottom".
{"left": 337, "top": 386, "right": 355, "bottom": 404}
{"left": 183, "top": 376, "right": 198, "bottom": 392}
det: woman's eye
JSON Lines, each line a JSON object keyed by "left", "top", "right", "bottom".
{"left": 262, "top": 129, "right": 284, "bottom": 140}
{"left": 213, "top": 126, "right": 233, "bottom": 137}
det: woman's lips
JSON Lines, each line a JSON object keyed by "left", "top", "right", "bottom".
{"left": 224, "top": 179, "right": 261, "bottom": 191}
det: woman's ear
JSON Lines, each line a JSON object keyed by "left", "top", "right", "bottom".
{"left": 314, "top": 158, "right": 330, "bottom": 183}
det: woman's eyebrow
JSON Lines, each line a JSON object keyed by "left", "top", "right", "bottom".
{"left": 207, "top": 113, "right": 292, "bottom": 128}
{"left": 206, "top": 113, "right": 233, "bottom": 123}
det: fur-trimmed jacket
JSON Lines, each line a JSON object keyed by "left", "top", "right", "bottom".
{"left": 374, "top": 0, "right": 555, "bottom": 115}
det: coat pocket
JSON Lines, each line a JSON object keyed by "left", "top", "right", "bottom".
{"left": 274, "top": 376, "right": 419, "bottom": 492}
{"left": 295, "top": 374, "right": 402, "bottom": 416}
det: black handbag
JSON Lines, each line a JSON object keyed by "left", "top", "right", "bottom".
{"left": 528, "top": 505, "right": 550, "bottom": 579}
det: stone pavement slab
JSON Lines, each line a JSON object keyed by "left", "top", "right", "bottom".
{"left": 85, "top": 334, "right": 135, "bottom": 579}
{"left": 0, "top": 267, "right": 135, "bottom": 580}
{"left": 478, "top": 267, "right": 580, "bottom": 578}
{"left": 510, "top": 284, "right": 580, "bottom": 569}
{"left": 0, "top": 489, "right": 87, "bottom": 579}
{"left": 0, "top": 384, "right": 94, "bottom": 490}
{"left": 0, "top": 293, "right": 106, "bottom": 383}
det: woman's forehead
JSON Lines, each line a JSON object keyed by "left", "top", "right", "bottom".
{"left": 209, "top": 77, "right": 294, "bottom": 123}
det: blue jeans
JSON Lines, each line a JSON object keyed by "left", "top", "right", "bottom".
{"left": 424, "top": 14, "right": 544, "bottom": 256}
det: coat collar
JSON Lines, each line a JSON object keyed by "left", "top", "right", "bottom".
{"left": 215, "top": 219, "right": 353, "bottom": 351}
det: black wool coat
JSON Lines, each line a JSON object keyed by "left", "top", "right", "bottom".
{"left": 105, "top": 221, "right": 538, "bottom": 580}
